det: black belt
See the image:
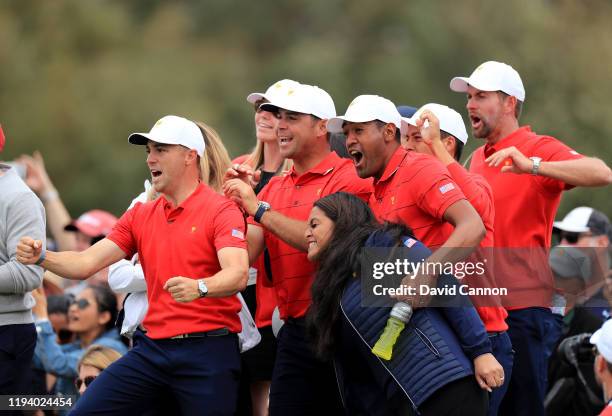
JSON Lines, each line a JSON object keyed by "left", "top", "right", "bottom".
{"left": 169, "top": 328, "right": 230, "bottom": 339}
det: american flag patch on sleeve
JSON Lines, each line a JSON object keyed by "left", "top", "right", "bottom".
{"left": 232, "top": 229, "right": 245, "bottom": 240}
{"left": 439, "top": 183, "right": 455, "bottom": 194}
{"left": 403, "top": 237, "right": 417, "bottom": 248}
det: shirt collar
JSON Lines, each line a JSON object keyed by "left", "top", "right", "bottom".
{"left": 161, "top": 182, "right": 207, "bottom": 213}
{"left": 289, "top": 151, "right": 341, "bottom": 181}
{"left": 484, "top": 126, "right": 533, "bottom": 158}
{"left": 376, "top": 146, "right": 407, "bottom": 185}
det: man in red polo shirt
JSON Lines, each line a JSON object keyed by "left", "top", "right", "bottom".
{"left": 402, "top": 103, "right": 512, "bottom": 415}
{"left": 329, "top": 94, "right": 485, "bottom": 264}
{"left": 17, "top": 115, "right": 249, "bottom": 415}
{"left": 450, "top": 60, "right": 612, "bottom": 416}
{"left": 328, "top": 94, "right": 505, "bottom": 396}
{"left": 224, "top": 81, "right": 372, "bottom": 415}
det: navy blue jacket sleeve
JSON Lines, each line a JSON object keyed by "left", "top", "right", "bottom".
{"left": 406, "top": 240, "right": 492, "bottom": 360}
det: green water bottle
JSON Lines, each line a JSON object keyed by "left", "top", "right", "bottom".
{"left": 372, "top": 302, "right": 413, "bottom": 361}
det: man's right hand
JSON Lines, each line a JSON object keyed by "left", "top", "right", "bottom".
{"left": 16, "top": 237, "right": 44, "bottom": 265}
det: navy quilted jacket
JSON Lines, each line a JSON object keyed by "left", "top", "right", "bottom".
{"left": 335, "top": 229, "right": 491, "bottom": 414}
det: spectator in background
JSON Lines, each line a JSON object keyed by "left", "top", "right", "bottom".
{"left": 75, "top": 344, "right": 122, "bottom": 396}
{"left": 17, "top": 151, "right": 78, "bottom": 251}
{"left": 0, "top": 124, "right": 46, "bottom": 403}
{"left": 450, "top": 60, "right": 612, "bottom": 416}
{"left": 591, "top": 320, "right": 612, "bottom": 415}
{"left": 47, "top": 293, "right": 76, "bottom": 345}
{"left": 31, "top": 285, "right": 127, "bottom": 400}
{"left": 555, "top": 207, "right": 612, "bottom": 321}
{"left": 546, "top": 246, "right": 604, "bottom": 416}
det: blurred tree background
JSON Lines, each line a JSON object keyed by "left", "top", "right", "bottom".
{"left": 1, "top": 0, "right": 610, "bottom": 221}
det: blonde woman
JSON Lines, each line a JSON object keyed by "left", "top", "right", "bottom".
{"left": 75, "top": 345, "right": 122, "bottom": 395}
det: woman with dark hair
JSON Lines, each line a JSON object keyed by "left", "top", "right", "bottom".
{"left": 32, "top": 284, "right": 127, "bottom": 404}
{"left": 306, "top": 192, "right": 495, "bottom": 415}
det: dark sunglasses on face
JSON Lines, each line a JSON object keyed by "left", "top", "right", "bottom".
{"left": 75, "top": 375, "right": 96, "bottom": 390}
{"left": 71, "top": 298, "right": 91, "bottom": 310}
{"left": 561, "top": 232, "right": 592, "bottom": 244}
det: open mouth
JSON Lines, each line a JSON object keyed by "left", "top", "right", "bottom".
{"left": 349, "top": 150, "right": 364, "bottom": 167}
{"left": 470, "top": 115, "right": 483, "bottom": 130}
{"left": 151, "top": 170, "right": 162, "bottom": 179}
{"left": 279, "top": 136, "right": 293, "bottom": 145}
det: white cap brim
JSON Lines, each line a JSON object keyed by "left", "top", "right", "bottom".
{"left": 246, "top": 92, "right": 265, "bottom": 104}
{"left": 327, "top": 116, "right": 376, "bottom": 133}
{"left": 553, "top": 221, "right": 590, "bottom": 233}
{"left": 128, "top": 132, "right": 204, "bottom": 157}
{"left": 591, "top": 324, "right": 612, "bottom": 363}
{"left": 450, "top": 77, "right": 471, "bottom": 93}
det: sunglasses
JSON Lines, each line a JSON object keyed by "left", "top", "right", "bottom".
{"left": 75, "top": 375, "right": 97, "bottom": 390}
{"left": 71, "top": 298, "right": 91, "bottom": 310}
{"left": 560, "top": 232, "right": 592, "bottom": 244}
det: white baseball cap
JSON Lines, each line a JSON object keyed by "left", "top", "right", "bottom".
{"left": 259, "top": 83, "right": 336, "bottom": 120}
{"left": 591, "top": 319, "right": 612, "bottom": 363}
{"left": 327, "top": 95, "right": 401, "bottom": 133}
{"left": 450, "top": 61, "right": 525, "bottom": 102}
{"left": 128, "top": 115, "right": 205, "bottom": 157}
{"left": 246, "top": 79, "right": 301, "bottom": 105}
{"left": 401, "top": 103, "right": 469, "bottom": 144}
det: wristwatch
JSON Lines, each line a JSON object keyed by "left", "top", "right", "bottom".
{"left": 197, "top": 279, "right": 208, "bottom": 298}
{"left": 254, "top": 201, "right": 271, "bottom": 223}
{"left": 529, "top": 157, "right": 542, "bottom": 175}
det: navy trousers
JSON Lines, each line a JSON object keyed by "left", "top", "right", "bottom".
{"left": 0, "top": 324, "right": 36, "bottom": 416}
{"left": 269, "top": 319, "right": 344, "bottom": 416}
{"left": 499, "top": 307, "right": 562, "bottom": 416}
{"left": 488, "top": 331, "right": 513, "bottom": 416}
{"left": 70, "top": 330, "right": 240, "bottom": 415}
{"left": 0, "top": 323, "right": 36, "bottom": 394}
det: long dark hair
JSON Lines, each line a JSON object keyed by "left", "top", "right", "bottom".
{"left": 88, "top": 284, "right": 118, "bottom": 332}
{"left": 306, "top": 192, "right": 412, "bottom": 360}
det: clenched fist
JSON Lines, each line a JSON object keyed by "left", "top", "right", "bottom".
{"left": 163, "top": 276, "right": 200, "bottom": 303}
{"left": 16, "top": 237, "right": 44, "bottom": 265}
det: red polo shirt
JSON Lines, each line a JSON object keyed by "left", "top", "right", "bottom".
{"left": 370, "top": 147, "right": 466, "bottom": 249}
{"left": 469, "top": 126, "right": 583, "bottom": 308}
{"left": 108, "top": 183, "right": 248, "bottom": 339}
{"left": 252, "top": 151, "right": 373, "bottom": 320}
{"left": 445, "top": 162, "right": 508, "bottom": 331}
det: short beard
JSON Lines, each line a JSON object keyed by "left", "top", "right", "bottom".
{"left": 473, "top": 119, "right": 493, "bottom": 139}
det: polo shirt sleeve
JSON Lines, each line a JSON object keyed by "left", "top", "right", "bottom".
{"left": 107, "top": 205, "right": 138, "bottom": 258}
{"left": 326, "top": 163, "right": 373, "bottom": 202}
{"left": 213, "top": 201, "right": 248, "bottom": 251}
{"left": 446, "top": 163, "right": 494, "bottom": 222}
{"left": 535, "top": 136, "right": 584, "bottom": 192}
{"left": 411, "top": 159, "right": 466, "bottom": 220}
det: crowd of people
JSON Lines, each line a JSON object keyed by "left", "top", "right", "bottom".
{"left": 1, "top": 60, "right": 612, "bottom": 415}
